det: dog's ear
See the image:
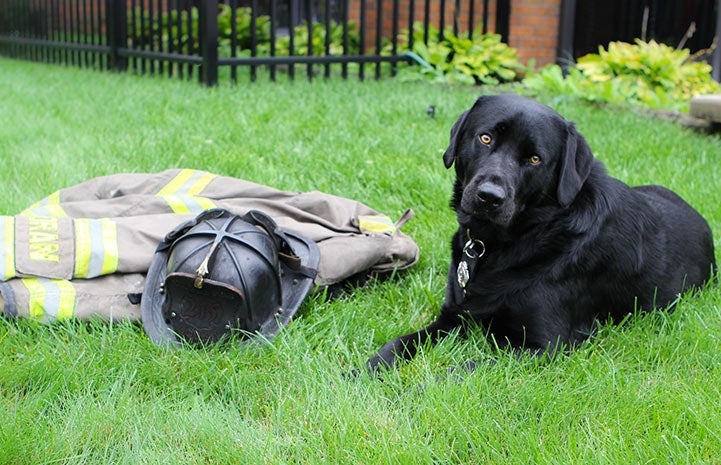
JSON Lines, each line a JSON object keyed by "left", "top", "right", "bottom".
{"left": 557, "top": 123, "right": 594, "bottom": 207}
{"left": 442, "top": 109, "right": 471, "bottom": 169}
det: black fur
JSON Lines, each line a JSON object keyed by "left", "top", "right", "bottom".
{"left": 367, "top": 94, "right": 716, "bottom": 371}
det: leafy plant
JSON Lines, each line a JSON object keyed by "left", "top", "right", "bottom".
{"left": 273, "top": 20, "right": 360, "bottom": 57}
{"left": 217, "top": 5, "right": 271, "bottom": 51}
{"left": 395, "top": 23, "right": 523, "bottom": 85}
{"left": 524, "top": 39, "right": 720, "bottom": 111}
{"left": 129, "top": 6, "right": 359, "bottom": 61}
{"left": 128, "top": 7, "right": 200, "bottom": 54}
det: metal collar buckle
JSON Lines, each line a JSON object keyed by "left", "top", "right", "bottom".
{"left": 463, "top": 237, "right": 486, "bottom": 260}
{"left": 457, "top": 231, "right": 486, "bottom": 294}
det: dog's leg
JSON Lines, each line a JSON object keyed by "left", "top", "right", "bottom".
{"left": 366, "top": 311, "right": 465, "bottom": 373}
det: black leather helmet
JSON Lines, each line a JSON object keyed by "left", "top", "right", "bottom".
{"left": 141, "top": 209, "right": 319, "bottom": 347}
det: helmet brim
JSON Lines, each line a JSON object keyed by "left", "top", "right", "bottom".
{"left": 141, "top": 227, "right": 320, "bottom": 348}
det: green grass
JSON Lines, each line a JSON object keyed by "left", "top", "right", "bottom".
{"left": 1, "top": 57, "right": 721, "bottom": 464}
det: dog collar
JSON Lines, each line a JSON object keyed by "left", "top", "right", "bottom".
{"left": 457, "top": 229, "right": 485, "bottom": 296}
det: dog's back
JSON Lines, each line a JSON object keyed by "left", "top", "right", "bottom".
{"left": 633, "top": 185, "right": 716, "bottom": 301}
{"left": 568, "top": 168, "right": 715, "bottom": 319}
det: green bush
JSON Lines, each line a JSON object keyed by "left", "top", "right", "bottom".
{"left": 129, "top": 7, "right": 200, "bottom": 54}
{"left": 217, "top": 5, "right": 271, "bottom": 52}
{"left": 272, "top": 20, "right": 360, "bottom": 57}
{"left": 524, "top": 39, "right": 720, "bottom": 111}
{"left": 397, "top": 23, "right": 524, "bottom": 85}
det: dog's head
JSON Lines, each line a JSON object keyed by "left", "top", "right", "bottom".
{"left": 443, "top": 94, "right": 594, "bottom": 228}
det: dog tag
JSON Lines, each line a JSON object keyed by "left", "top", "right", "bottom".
{"left": 457, "top": 260, "right": 470, "bottom": 290}
{"left": 457, "top": 237, "right": 485, "bottom": 296}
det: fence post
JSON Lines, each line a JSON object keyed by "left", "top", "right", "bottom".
{"left": 198, "top": 0, "right": 219, "bottom": 86}
{"left": 713, "top": 0, "right": 721, "bottom": 81}
{"left": 556, "top": 0, "right": 576, "bottom": 70}
{"left": 495, "top": 0, "right": 510, "bottom": 43}
{"left": 106, "top": 0, "right": 128, "bottom": 72}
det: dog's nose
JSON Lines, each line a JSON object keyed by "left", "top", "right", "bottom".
{"left": 477, "top": 182, "right": 506, "bottom": 208}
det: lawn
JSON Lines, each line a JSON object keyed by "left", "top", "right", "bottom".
{"left": 1, "top": 57, "right": 720, "bottom": 464}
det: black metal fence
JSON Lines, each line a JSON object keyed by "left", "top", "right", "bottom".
{"left": 0, "top": 0, "right": 510, "bottom": 85}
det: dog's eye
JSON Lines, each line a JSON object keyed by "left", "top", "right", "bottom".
{"left": 529, "top": 155, "right": 542, "bottom": 165}
{"left": 479, "top": 134, "right": 492, "bottom": 145}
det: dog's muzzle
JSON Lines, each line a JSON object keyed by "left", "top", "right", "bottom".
{"left": 477, "top": 182, "right": 506, "bottom": 209}
{"left": 461, "top": 179, "right": 515, "bottom": 226}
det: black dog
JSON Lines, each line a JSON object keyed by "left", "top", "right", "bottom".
{"left": 367, "top": 94, "right": 716, "bottom": 371}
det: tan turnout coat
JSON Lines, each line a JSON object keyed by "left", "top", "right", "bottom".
{"left": 0, "top": 169, "right": 418, "bottom": 322}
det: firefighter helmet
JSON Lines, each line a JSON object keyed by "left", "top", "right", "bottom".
{"left": 141, "top": 209, "right": 319, "bottom": 347}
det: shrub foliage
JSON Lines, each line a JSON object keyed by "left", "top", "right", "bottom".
{"left": 524, "top": 39, "right": 720, "bottom": 111}
{"left": 129, "top": 6, "right": 360, "bottom": 58}
{"left": 398, "top": 24, "right": 524, "bottom": 85}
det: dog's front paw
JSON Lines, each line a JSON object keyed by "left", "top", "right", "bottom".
{"left": 342, "top": 360, "right": 387, "bottom": 381}
{"left": 365, "top": 341, "right": 403, "bottom": 374}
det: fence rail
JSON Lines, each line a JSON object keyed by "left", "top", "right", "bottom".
{"left": 0, "top": 0, "right": 510, "bottom": 85}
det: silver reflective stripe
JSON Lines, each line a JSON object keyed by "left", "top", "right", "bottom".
{"left": 0, "top": 216, "right": 15, "bottom": 281}
{"left": 86, "top": 219, "right": 105, "bottom": 278}
{"left": 74, "top": 219, "right": 119, "bottom": 278}
{"left": 20, "top": 191, "right": 67, "bottom": 217}
{"left": 22, "top": 278, "right": 76, "bottom": 322}
{"left": 156, "top": 170, "right": 217, "bottom": 214}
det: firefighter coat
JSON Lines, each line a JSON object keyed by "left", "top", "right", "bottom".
{"left": 0, "top": 169, "right": 419, "bottom": 322}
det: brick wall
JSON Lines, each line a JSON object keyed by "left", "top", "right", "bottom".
{"left": 350, "top": 0, "right": 560, "bottom": 68}
{"left": 508, "top": 0, "right": 561, "bottom": 67}
{"left": 349, "top": 0, "right": 500, "bottom": 51}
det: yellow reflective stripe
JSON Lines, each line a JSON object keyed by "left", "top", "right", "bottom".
{"left": 22, "top": 278, "right": 46, "bottom": 320}
{"left": 74, "top": 218, "right": 119, "bottom": 278}
{"left": 21, "top": 278, "right": 76, "bottom": 322}
{"left": 101, "top": 219, "right": 119, "bottom": 275}
{"left": 156, "top": 170, "right": 217, "bottom": 214}
{"left": 48, "top": 191, "right": 62, "bottom": 206}
{"left": 158, "top": 195, "right": 191, "bottom": 214}
{"left": 49, "top": 279, "right": 76, "bottom": 320}
{"left": 157, "top": 169, "right": 216, "bottom": 196}
{"left": 195, "top": 196, "right": 217, "bottom": 211}
{"left": 0, "top": 216, "right": 15, "bottom": 281}
{"left": 74, "top": 219, "right": 92, "bottom": 278}
{"left": 20, "top": 191, "right": 67, "bottom": 218}
{"left": 157, "top": 169, "right": 196, "bottom": 196}
{"left": 157, "top": 195, "right": 217, "bottom": 214}
{"left": 357, "top": 215, "right": 397, "bottom": 235}
{"left": 185, "top": 171, "right": 216, "bottom": 195}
